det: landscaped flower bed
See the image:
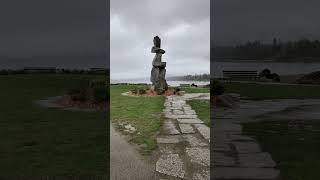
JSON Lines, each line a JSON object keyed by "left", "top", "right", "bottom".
{"left": 55, "top": 79, "right": 108, "bottom": 110}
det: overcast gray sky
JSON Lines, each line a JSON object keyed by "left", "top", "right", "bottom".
{"left": 212, "top": 0, "right": 320, "bottom": 46}
{"left": 0, "top": 0, "right": 108, "bottom": 69}
{"left": 110, "top": 0, "right": 210, "bottom": 80}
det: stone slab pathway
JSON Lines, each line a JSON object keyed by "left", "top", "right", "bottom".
{"left": 156, "top": 93, "right": 210, "bottom": 180}
{"left": 212, "top": 98, "right": 320, "bottom": 180}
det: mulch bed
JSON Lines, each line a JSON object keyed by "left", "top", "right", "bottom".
{"left": 54, "top": 95, "right": 108, "bottom": 111}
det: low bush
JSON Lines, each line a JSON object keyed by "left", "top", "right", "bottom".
{"left": 174, "top": 87, "right": 181, "bottom": 92}
{"left": 0, "top": 70, "right": 8, "bottom": 75}
{"left": 69, "top": 88, "right": 88, "bottom": 101}
{"left": 156, "top": 87, "right": 165, "bottom": 95}
{"left": 89, "top": 79, "right": 107, "bottom": 88}
{"left": 93, "top": 87, "right": 108, "bottom": 102}
{"left": 211, "top": 80, "right": 225, "bottom": 95}
{"left": 130, "top": 86, "right": 149, "bottom": 95}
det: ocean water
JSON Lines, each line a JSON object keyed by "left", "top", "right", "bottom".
{"left": 212, "top": 60, "right": 320, "bottom": 78}
{"left": 111, "top": 80, "right": 210, "bottom": 87}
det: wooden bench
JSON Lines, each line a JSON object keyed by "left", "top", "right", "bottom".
{"left": 223, "top": 70, "right": 258, "bottom": 81}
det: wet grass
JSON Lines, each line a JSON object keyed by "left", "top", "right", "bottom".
{"left": 243, "top": 120, "right": 320, "bottom": 180}
{"left": 223, "top": 82, "right": 320, "bottom": 99}
{"left": 110, "top": 85, "right": 165, "bottom": 155}
{"left": 110, "top": 85, "right": 210, "bottom": 155}
{"left": 187, "top": 100, "right": 210, "bottom": 126}
{"left": 0, "top": 74, "right": 108, "bottom": 178}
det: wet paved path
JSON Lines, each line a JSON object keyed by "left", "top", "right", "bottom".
{"left": 110, "top": 123, "right": 158, "bottom": 180}
{"left": 156, "top": 93, "right": 210, "bottom": 180}
{"left": 212, "top": 99, "right": 320, "bottom": 180}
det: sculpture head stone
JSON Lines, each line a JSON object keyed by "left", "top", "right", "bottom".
{"left": 153, "top": 36, "right": 161, "bottom": 48}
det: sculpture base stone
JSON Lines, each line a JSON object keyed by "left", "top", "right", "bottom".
{"left": 151, "top": 66, "right": 168, "bottom": 94}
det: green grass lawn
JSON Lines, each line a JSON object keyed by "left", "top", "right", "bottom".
{"left": 243, "top": 120, "right": 320, "bottom": 180}
{"left": 0, "top": 74, "right": 108, "bottom": 178}
{"left": 110, "top": 85, "right": 165, "bottom": 155}
{"left": 110, "top": 85, "right": 210, "bottom": 154}
{"left": 187, "top": 100, "right": 210, "bottom": 126}
{"left": 223, "top": 82, "right": 320, "bottom": 99}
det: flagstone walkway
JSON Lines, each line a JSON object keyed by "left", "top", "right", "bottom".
{"left": 212, "top": 98, "right": 320, "bottom": 180}
{"left": 155, "top": 93, "right": 210, "bottom": 180}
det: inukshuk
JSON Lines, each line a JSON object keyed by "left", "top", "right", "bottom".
{"left": 150, "top": 36, "right": 168, "bottom": 94}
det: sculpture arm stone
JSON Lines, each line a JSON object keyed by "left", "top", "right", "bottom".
{"left": 151, "top": 46, "right": 165, "bottom": 54}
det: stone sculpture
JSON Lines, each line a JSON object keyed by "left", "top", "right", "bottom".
{"left": 151, "top": 36, "right": 168, "bottom": 93}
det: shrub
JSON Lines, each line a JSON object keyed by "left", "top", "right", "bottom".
{"left": 69, "top": 88, "right": 87, "bottom": 101}
{"left": 93, "top": 87, "right": 108, "bottom": 102}
{"left": 211, "top": 80, "right": 225, "bottom": 95}
{"left": 89, "top": 79, "right": 107, "bottom": 88}
{"left": 137, "top": 86, "right": 148, "bottom": 94}
{"left": 67, "top": 89, "right": 81, "bottom": 95}
{"left": 0, "top": 70, "right": 8, "bottom": 75}
{"left": 174, "top": 87, "right": 181, "bottom": 92}
{"left": 130, "top": 86, "right": 148, "bottom": 95}
{"left": 156, "top": 87, "right": 165, "bottom": 95}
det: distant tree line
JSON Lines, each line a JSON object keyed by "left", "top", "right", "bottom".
{"left": 168, "top": 74, "right": 210, "bottom": 81}
{"left": 0, "top": 68, "right": 109, "bottom": 75}
{"left": 213, "top": 38, "right": 320, "bottom": 61}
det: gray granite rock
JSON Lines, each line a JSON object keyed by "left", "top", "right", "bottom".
{"left": 157, "top": 136, "right": 182, "bottom": 144}
{"left": 184, "top": 109, "right": 196, "bottom": 115}
{"left": 230, "top": 134, "right": 255, "bottom": 142}
{"left": 233, "top": 142, "right": 261, "bottom": 154}
{"left": 238, "top": 152, "right": 277, "bottom": 168}
{"left": 163, "top": 120, "right": 180, "bottom": 135}
{"left": 183, "top": 135, "right": 208, "bottom": 147}
{"left": 150, "top": 36, "right": 168, "bottom": 93}
{"left": 168, "top": 114, "right": 198, "bottom": 119}
{"left": 177, "top": 118, "right": 203, "bottom": 124}
{"left": 213, "top": 152, "right": 236, "bottom": 166}
{"left": 194, "top": 124, "right": 210, "bottom": 141}
{"left": 212, "top": 143, "right": 232, "bottom": 152}
{"left": 173, "top": 109, "right": 185, "bottom": 115}
{"left": 213, "top": 167, "right": 280, "bottom": 179}
{"left": 179, "top": 124, "right": 195, "bottom": 134}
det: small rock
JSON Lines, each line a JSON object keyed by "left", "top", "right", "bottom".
{"left": 124, "top": 124, "right": 137, "bottom": 133}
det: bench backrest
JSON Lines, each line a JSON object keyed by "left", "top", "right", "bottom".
{"left": 223, "top": 70, "right": 258, "bottom": 79}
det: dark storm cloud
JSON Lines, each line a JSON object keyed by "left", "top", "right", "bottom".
{"left": 111, "top": 0, "right": 210, "bottom": 80}
{"left": 0, "top": 0, "right": 108, "bottom": 68}
{"left": 212, "top": 0, "right": 320, "bottom": 45}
